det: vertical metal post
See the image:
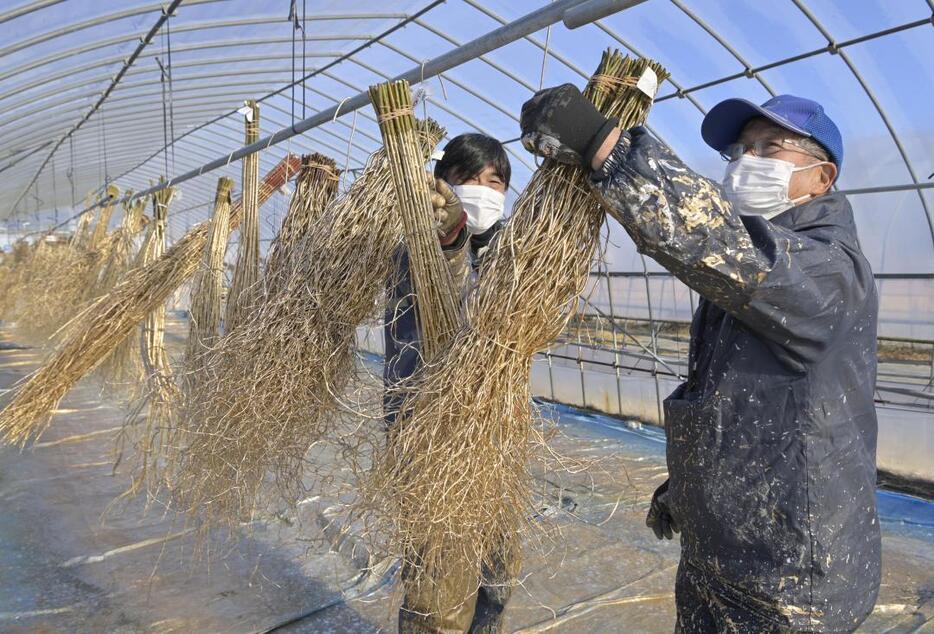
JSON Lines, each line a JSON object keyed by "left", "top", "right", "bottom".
{"left": 641, "top": 255, "right": 664, "bottom": 425}
{"left": 546, "top": 351, "right": 556, "bottom": 401}
{"left": 604, "top": 270, "right": 624, "bottom": 417}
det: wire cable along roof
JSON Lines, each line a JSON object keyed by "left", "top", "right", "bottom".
{"left": 0, "top": 0, "right": 932, "bottom": 327}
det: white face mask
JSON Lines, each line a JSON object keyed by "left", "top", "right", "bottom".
{"left": 452, "top": 184, "right": 506, "bottom": 235}
{"left": 722, "top": 154, "right": 829, "bottom": 220}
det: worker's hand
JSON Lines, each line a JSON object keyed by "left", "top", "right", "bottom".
{"left": 426, "top": 172, "right": 467, "bottom": 245}
{"left": 520, "top": 83, "right": 619, "bottom": 167}
{"left": 646, "top": 479, "right": 679, "bottom": 540}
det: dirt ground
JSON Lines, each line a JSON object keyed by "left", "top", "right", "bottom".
{"left": 0, "top": 322, "right": 931, "bottom": 633}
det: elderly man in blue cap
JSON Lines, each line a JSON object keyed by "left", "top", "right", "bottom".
{"left": 520, "top": 87, "right": 880, "bottom": 632}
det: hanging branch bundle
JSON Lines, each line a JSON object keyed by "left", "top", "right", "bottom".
{"left": 362, "top": 52, "right": 669, "bottom": 595}
{"left": 140, "top": 186, "right": 174, "bottom": 376}
{"left": 0, "top": 155, "right": 302, "bottom": 447}
{"left": 88, "top": 184, "right": 121, "bottom": 251}
{"left": 224, "top": 100, "right": 261, "bottom": 332}
{"left": 169, "top": 121, "right": 444, "bottom": 529}
{"left": 9, "top": 187, "right": 123, "bottom": 345}
{"left": 69, "top": 205, "right": 95, "bottom": 250}
{"left": 0, "top": 239, "right": 42, "bottom": 323}
{"left": 370, "top": 80, "right": 460, "bottom": 359}
{"left": 115, "top": 185, "right": 179, "bottom": 499}
{"left": 93, "top": 197, "right": 149, "bottom": 393}
{"left": 184, "top": 177, "right": 234, "bottom": 371}
{"left": 92, "top": 196, "right": 148, "bottom": 300}
{"left": 263, "top": 152, "right": 340, "bottom": 291}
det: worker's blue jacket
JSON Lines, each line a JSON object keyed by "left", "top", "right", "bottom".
{"left": 591, "top": 127, "right": 881, "bottom": 631}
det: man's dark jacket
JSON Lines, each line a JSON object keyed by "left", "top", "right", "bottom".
{"left": 590, "top": 128, "right": 881, "bottom": 632}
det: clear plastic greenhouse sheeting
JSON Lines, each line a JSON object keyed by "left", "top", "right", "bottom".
{"left": 1, "top": 0, "right": 932, "bottom": 275}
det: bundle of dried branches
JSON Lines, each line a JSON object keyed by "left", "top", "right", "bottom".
{"left": 0, "top": 155, "right": 302, "bottom": 447}
{"left": 184, "top": 177, "right": 234, "bottom": 372}
{"left": 370, "top": 80, "right": 459, "bottom": 358}
{"left": 362, "top": 52, "right": 668, "bottom": 598}
{"left": 140, "top": 186, "right": 174, "bottom": 376}
{"left": 115, "top": 186, "right": 179, "bottom": 499}
{"left": 0, "top": 239, "right": 39, "bottom": 322}
{"left": 9, "top": 188, "right": 122, "bottom": 344}
{"left": 170, "top": 121, "right": 443, "bottom": 529}
{"left": 91, "top": 197, "right": 148, "bottom": 300}
{"left": 88, "top": 185, "right": 121, "bottom": 251}
{"left": 12, "top": 236, "right": 93, "bottom": 344}
{"left": 224, "top": 100, "right": 261, "bottom": 332}
{"left": 263, "top": 153, "right": 340, "bottom": 292}
{"left": 70, "top": 206, "right": 94, "bottom": 250}
{"left": 93, "top": 197, "right": 149, "bottom": 394}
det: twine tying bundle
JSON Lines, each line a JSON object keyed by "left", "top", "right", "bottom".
{"left": 376, "top": 106, "right": 415, "bottom": 124}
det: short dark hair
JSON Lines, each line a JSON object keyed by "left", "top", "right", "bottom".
{"left": 434, "top": 133, "right": 511, "bottom": 188}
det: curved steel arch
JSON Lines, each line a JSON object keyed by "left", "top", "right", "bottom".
{"left": 790, "top": 0, "right": 934, "bottom": 249}
{"left": 668, "top": 0, "right": 777, "bottom": 98}
{"left": 0, "top": 50, "right": 345, "bottom": 116}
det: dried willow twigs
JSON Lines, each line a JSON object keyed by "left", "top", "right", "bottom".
{"left": 225, "top": 100, "right": 261, "bottom": 332}
{"left": 362, "top": 52, "right": 669, "bottom": 599}
{"left": 141, "top": 185, "right": 175, "bottom": 376}
{"left": 93, "top": 197, "right": 149, "bottom": 393}
{"left": 185, "top": 177, "right": 234, "bottom": 371}
{"left": 370, "top": 80, "right": 459, "bottom": 359}
{"left": 0, "top": 155, "right": 302, "bottom": 447}
{"left": 264, "top": 152, "right": 340, "bottom": 292}
{"left": 170, "top": 122, "right": 443, "bottom": 529}
{"left": 115, "top": 185, "right": 180, "bottom": 500}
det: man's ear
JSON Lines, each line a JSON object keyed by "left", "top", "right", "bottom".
{"left": 817, "top": 162, "right": 837, "bottom": 196}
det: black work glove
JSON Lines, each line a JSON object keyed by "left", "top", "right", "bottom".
{"left": 646, "top": 479, "right": 679, "bottom": 540}
{"left": 520, "top": 83, "right": 619, "bottom": 166}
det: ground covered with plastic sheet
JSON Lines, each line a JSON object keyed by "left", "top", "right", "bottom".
{"left": 0, "top": 321, "right": 931, "bottom": 633}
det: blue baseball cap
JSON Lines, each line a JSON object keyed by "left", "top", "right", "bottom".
{"left": 701, "top": 94, "right": 843, "bottom": 171}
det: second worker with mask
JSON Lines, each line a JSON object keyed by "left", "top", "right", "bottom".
{"left": 383, "top": 133, "right": 516, "bottom": 634}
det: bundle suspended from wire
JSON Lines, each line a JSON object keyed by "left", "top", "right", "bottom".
{"left": 88, "top": 185, "right": 121, "bottom": 251}
{"left": 0, "top": 154, "right": 302, "bottom": 448}
{"left": 91, "top": 196, "right": 148, "bottom": 301}
{"left": 361, "top": 51, "right": 669, "bottom": 598}
{"left": 139, "top": 186, "right": 175, "bottom": 380}
{"left": 93, "top": 196, "right": 149, "bottom": 394}
{"left": 0, "top": 240, "right": 31, "bottom": 319}
{"left": 184, "top": 177, "right": 234, "bottom": 374}
{"left": 224, "top": 100, "right": 261, "bottom": 333}
{"left": 69, "top": 204, "right": 94, "bottom": 250}
{"left": 370, "top": 80, "right": 460, "bottom": 359}
{"left": 12, "top": 187, "right": 120, "bottom": 344}
{"left": 263, "top": 152, "right": 340, "bottom": 292}
{"left": 170, "top": 121, "right": 443, "bottom": 530}
{"left": 116, "top": 185, "right": 179, "bottom": 499}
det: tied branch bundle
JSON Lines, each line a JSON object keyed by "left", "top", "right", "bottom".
{"left": 0, "top": 155, "right": 302, "bottom": 448}
{"left": 169, "top": 121, "right": 444, "bottom": 530}
{"left": 184, "top": 177, "right": 234, "bottom": 371}
{"left": 370, "top": 80, "right": 460, "bottom": 359}
{"left": 225, "top": 100, "right": 261, "bottom": 332}
{"left": 11, "top": 186, "right": 120, "bottom": 344}
{"left": 263, "top": 153, "right": 341, "bottom": 293}
{"left": 362, "top": 51, "right": 669, "bottom": 594}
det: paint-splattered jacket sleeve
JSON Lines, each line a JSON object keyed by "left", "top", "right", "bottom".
{"left": 589, "top": 126, "right": 872, "bottom": 372}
